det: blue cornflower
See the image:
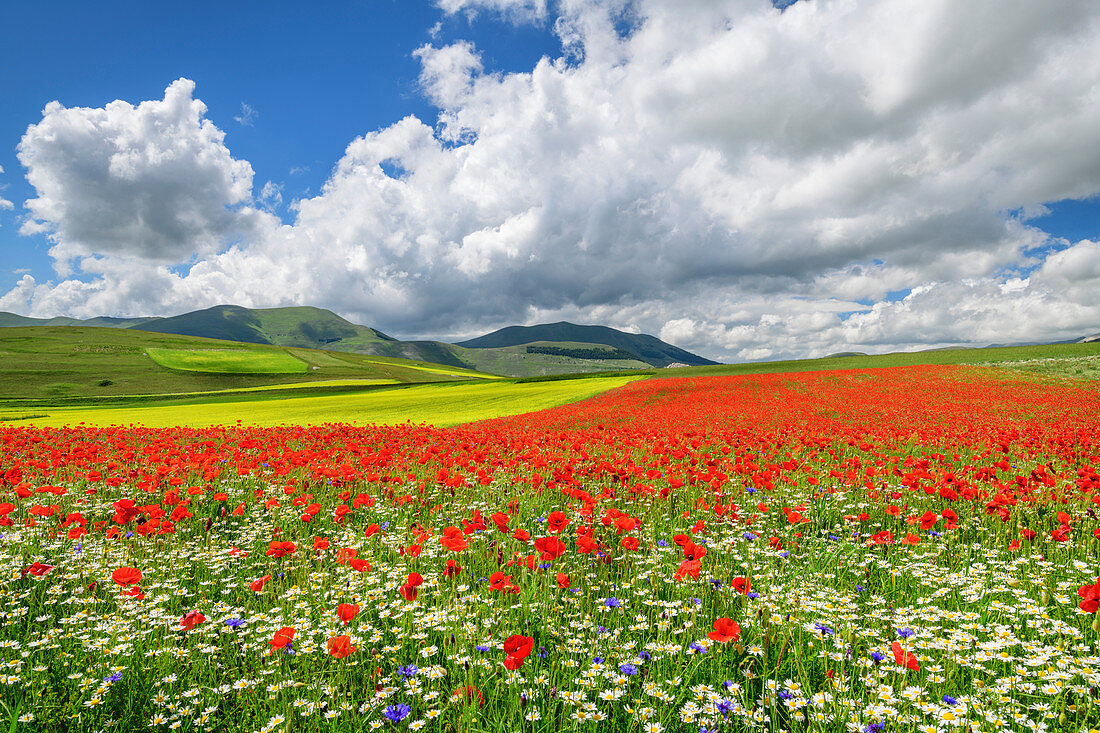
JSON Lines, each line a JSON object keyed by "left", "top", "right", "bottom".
{"left": 747, "top": 487, "right": 756, "bottom": 494}
{"left": 855, "top": 585, "right": 866, "bottom": 593}
{"left": 538, "top": 562, "right": 551, "bottom": 569}
{"left": 225, "top": 618, "right": 245, "bottom": 628}
{"left": 397, "top": 664, "right": 418, "bottom": 679}
{"left": 943, "top": 695, "right": 957, "bottom": 705}
{"left": 383, "top": 704, "right": 411, "bottom": 723}
{"left": 779, "top": 550, "right": 789, "bottom": 558}
{"left": 813, "top": 622, "right": 835, "bottom": 635}
{"left": 604, "top": 597, "right": 621, "bottom": 608}
{"left": 896, "top": 628, "right": 913, "bottom": 639}
{"left": 744, "top": 532, "right": 757, "bottom": 540}
{"left": 538, "top": 646, "right": 548, "bottom": 658}
{"left": 929, "top": 531, "right": 941, "bottom": 537}
{"left": 637, "top": 651, "right": 651, "bottom": 661}
{"left": 689, "top": 642, "right": 706, "bottom": 654}
{"left": 689, "top": 597, "right": 701, "bottom": 606}
{"left": 619, "top": 663, "right": 639, "bottom": 676}
{"left": 716, "top": 699, "right": 733, "bottom": 715}
{"left": 124, "top": 531, "right": 134, "bottom": 539}
{"left": 747, "top": 592, "right": 760, "bottom": 599}
{"left": 865, "top": 723, "right": 884, "bottom": 733}
{"left": 871, "top": 651, "right": 886, "bottom": 663}
{"left": 778, "top": 690, "right": 793, "bottom": 700}
{"left": 596, "top": 625, "right": 608, "bottom": 634}
{"left": 380, "top": 522, "right": 391, "bottom": 530}
{"left": 103, "top": 672, "right": 122, "bottom": 683}
{"left": 592, "top": 657, "right": 604, "bottom": 664}
{"left": 475, "top": 644, "right": 491, "bottom": 652}
{"left": 656, "top": 540, "right": 669, "bottom": 547}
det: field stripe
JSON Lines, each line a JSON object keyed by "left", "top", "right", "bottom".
{"left": 16, "top": 375, "right": 642, "bottom": 427}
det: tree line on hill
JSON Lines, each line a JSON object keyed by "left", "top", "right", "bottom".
{"left": 525, "top": 345, "right": 638, "bottom": 361}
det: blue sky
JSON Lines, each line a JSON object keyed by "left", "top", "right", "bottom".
{"left": 1, "top": 0, "right": 1099, "bottom": 361}
{"left": 0, "top": 0, "right": 560, "bottom": 290}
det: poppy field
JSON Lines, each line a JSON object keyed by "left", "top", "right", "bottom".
{"left": 4, "top": 365, "right": 1100, "bottom": 733}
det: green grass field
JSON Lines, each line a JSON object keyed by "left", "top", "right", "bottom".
{"left": 0, "top": 327, "right": 492, "bottom": 402}
{"left": 13, "top": 375, "right": 641, "bottom": 428}
{"left": 146, "top": 347, "right": 309, "bottom": 373}
{"left": 516, "top": 340, "right": 1100, "bottom": 383}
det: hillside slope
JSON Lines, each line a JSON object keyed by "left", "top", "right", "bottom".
{"left": 0, "top": 326, "right": 488, "bottom": 402}
{"left": 456, "top": 321, "right": 717, "bottom": 368}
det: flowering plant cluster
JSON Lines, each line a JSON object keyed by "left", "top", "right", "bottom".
{"left": 2, "top": 366, "right": 1100, "bottom": 731}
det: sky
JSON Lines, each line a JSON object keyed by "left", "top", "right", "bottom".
{"left": 1, "top": 0, "right": 1099, "bottom": 363}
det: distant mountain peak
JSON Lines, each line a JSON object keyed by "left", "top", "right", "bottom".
{"left": 456, "top": 321, "right": 717, "bottom": 368}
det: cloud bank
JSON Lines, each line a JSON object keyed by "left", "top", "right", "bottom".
{"left": 4, "top": 0, "right": 1100, "bottom": 362}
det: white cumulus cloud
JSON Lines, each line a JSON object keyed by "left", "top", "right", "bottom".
{"left": 16, "top": 78, "right": 262, "bottom": 269}
{"left": 5, "top": 1, "right": 1100, "bottom": 362}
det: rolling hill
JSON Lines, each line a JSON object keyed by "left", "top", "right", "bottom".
{"left": 0, "top": 306, "right": 716, "bottom": 376}
{"left": 456, "top": 321, "right": 718, "bottom": 368}
{"left": 0, "top": 326, "right": 489, "bottom": 403}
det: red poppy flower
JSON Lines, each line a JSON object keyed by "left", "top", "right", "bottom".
{"left": 444, "top": 559, "right": 462, "bottom": 578}
{"left": 534, "top": 536, "right": 567, "bottom": 561}
{"left": 112, "top": 567, "right": 143, "bottom": 586}
{"left": 1078, "top": 577, "right": 1100, "bottom": 613}
{"left": 20, "top": 561, "right": 54, "bottom": 578}
{"left": 364, "top": 523, "right": 380, "bottom": 537}
{"left": 503, "top": 634, "right": 534, "bottom": 668}
{"left": 513, "top": 528, "right": 531, "bottom": 541}
{"left": 620, "top": 536, "right": 639, "bottom": 551}
{"left": 249, "top": 574, "right": 272, "bottom": 592}
{"left": 337, "top": 603, "right": 360, "bottom": 625}
{"left": 682, "top": 542, "right": 706, "bottom": 561}
{"left": 313, "top": 537, "right": 330, "bottom": 550}
{"left": 179, "top": 610, "right": 206, "bottom": 631}
{"left": 708, "top": 617, "right": 741, "bottom": 643}
{"left": 731, "top": 576, "right": 750, "bottom": 594}
{"left": 400, "top": 572, "right": 423, "bottom": 601}
{"left": 405, "top": 544, "right": 422, "bottom": 557}
{"left": 547, "top": 511, "right": 569, "bottom": 533}
{"left": 674, "top": 558, "right": 701, "bottom": 580}
{"left": 901, "top": 533, "right": 921, "bottom": 545}
{"left": 327, "top": 634, "right": 357, "bottom": 659}
{"left": 556, "top": 572, "right": 570, "bottom": 589}
{"left": 269, "top": 626, "right": 295, "bottom": 652}
{"left": 489, "top": 571, "right": 519, "bottom": 594}
{"left": 891, "top": 641, "right": 919, "bottom": 671}
{"left": 613, "top": 515, "right": 637, "bottom": 534}
{"left": 266, "top": 541, "right": 296, "bottom": 558}
{"left": 576, "top": 536, "right": 598, "bottom": 554}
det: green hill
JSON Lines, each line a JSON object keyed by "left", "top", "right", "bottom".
{"left": 455, "top": 321, "right": 718, "bottom": 368}
{"left": 131, "top": 304, "right": 396, "bottom": 348}
{"left": 0, "top": 326, "right": 490, "bottom": 404}
{"left": 0, "top": 307, "right": 689, "bottom": 377}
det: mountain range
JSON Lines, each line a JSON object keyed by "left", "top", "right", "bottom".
{"left": 0, "top": 305, "right": 718, "bottom": 377}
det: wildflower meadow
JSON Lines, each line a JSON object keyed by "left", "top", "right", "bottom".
{"left": 3, "top": 365, "right": 1100, "bottom": 733}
